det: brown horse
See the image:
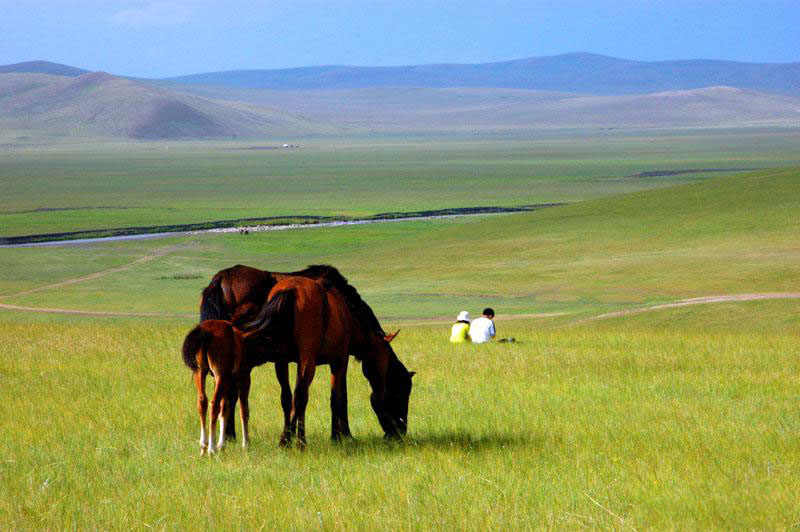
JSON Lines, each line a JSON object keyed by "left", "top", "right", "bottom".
{"left": 250, "top": 276, "right": 414, "bottom": 446}
{"left": 200, "top": 264, "right": 387, "bottom": 439}
{"left": 181, "top": 320, "right": 254, "bottom": 454}
{"left": 201, "top": 264, "right": 386, "bottom": 334}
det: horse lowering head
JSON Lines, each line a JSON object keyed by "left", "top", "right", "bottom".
{"left": 370, "top": 332, "right": 415, "bottom": 439}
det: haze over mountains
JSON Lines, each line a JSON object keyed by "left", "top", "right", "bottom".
{"left": 163, "top": 53, "right": 800, "bottom": 95}
{"left": 1, "top": 53, "right": 799, "bottom": 140}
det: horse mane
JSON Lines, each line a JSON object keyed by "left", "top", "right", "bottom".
{"left": 243, "top": 289, "right": 295, "bottom": 339}
{"left": 182, "top": 324, "right": 212, "bottom": 371}
{"left": 200, "top": 276, "right": 229, "bottom": 321}
{"left": 292, "top": 264, "right": 386, "bottom": 336}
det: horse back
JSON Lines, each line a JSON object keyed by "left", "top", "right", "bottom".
{"left": 199, "top": 320, "right": 245, "bottom": 376}
{"left": 267, "top": 277, "right": 352, "bottom": 363}
{"left": 201, "top": 264, "right": 276, "bottom": 324}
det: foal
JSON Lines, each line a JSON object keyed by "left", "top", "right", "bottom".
{"left": 182, "top": 320, "right": 253, "bottom": 454}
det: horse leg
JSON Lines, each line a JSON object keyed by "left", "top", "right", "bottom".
{"left": 208, "top": 375, "right": 228, "bottom": 454}
{"left": 290, "top": 361, "right": 317, "bottom": 450}
{"left": 195, "top": 370, "right": 209, "bottom": 455}
{"left": 275, "top": 361, "right": 293, "bottom": 447}
{"left": 217, "top": 382, "right": 231, "bottom": 451}
{"left": 339, "top": 369, "right": 352, "bottom": 438}
{"left": 222, "top": 381, "right": 238, "bottom": 441}
{"left": 238, "top": 370, "right": 251, "bottom": 449}
{"left": 330, "top": 358, "right": 352, "bottom": 441}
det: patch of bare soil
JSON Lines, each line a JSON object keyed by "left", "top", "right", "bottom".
{"left": 577, "top": 293, "right": 800, "bottom": 323}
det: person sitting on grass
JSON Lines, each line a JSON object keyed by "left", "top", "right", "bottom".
{"left": 469, "top": 308, "right": 496, "bottom": 344}
{"left": 449, "top": 311, "right": 471, "bottom": 343}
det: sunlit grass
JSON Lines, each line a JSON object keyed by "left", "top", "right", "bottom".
{"left": 2, "top": 168, "right": 798, "bottom": 321}
{"left": 1, "top": 156, "right": 799, "bottom": 528}
{"left": 1, "top": 320, "right": 798, "bottom": 528}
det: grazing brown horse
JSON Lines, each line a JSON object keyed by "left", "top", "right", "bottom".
{"left": 181, "top": 320, "right": 254, "bottom": 454}
{"left": 251, "top": 276, "right": 414, "bottom": 446}
{"left": 200, "top": 264, "right": 387, "bottom": 439}
{"left": 201, "top": 264, "right": 386, "bottom": 334}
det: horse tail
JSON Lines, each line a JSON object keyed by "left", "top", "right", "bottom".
{"left": 182, "top": 324, "right": 212, "bottom": 371}
{"left": 244, "top": 290, "right": 295, "bottom": 340}
{"left": 200, "top": 276, "right": 228, "bottom": 321}
{"left": 293, "top": 264, "right": 386, "bottom": 336}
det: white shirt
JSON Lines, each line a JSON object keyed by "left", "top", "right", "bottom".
{"left": 469, "top": 316, "right": 495, "bottom": 343}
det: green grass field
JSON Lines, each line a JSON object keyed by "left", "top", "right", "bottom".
{"left": 1, "top": 136, "right": 799, "bottom": 528}
{"left": 3, "top": 127, "right": 800, "bottom": 237}
{"left": 2, "top": 165, "right": 797, "bottom": 320}
{"left": 2, "top": 319, "right": 798, "bottom": 529}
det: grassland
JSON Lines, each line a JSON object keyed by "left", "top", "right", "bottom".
{"left": 1, "top": 145, "right": 798, "bottom": 527}
{"left": 1, "top": 317, "right": 798, "bottom": 529}
{"left": 2, "top": 127, "right": 800, "bottom": 237}
{"left": 1, "top": 166, "right": 797, "bottom": 320}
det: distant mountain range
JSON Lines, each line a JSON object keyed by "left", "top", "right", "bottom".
{"left": 4, "top": 53, "right": 800, "bottom": 95}
{"left": 161, "top": 53, "right": 800, "bottom": 95}
{"left": 1, "top": 54, "right": 799, "bottom": 140}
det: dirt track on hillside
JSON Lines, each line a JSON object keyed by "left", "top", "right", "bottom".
{"left": 0, "top": 243, "right": 192, "bottom": 299}
{"left": 1, "top": 242, "right": 797, "bottom": 321}
{"left": 1, "top": 291, "right": 797, "bottom": 322}
{"left": 0, "top": 302, "right": 193, "bottom": 318}
{"left": 576, "top": 293, "right": 800, "bottom": 323}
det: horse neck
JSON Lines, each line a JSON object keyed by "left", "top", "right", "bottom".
{"left": 359, "top": 334, "right": 399, "bottom": 392}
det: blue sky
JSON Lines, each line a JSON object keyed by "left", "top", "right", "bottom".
{"left": 1, "top": 0, "right": 798, "bottom": 77}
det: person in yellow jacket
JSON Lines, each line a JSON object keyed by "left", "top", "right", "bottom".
{"left": 450, "top": 311, "right": 471, "bottom": 343}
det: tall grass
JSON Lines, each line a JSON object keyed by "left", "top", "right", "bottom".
{"left": 1, "top": 320, "right": 798, "bottom": 528}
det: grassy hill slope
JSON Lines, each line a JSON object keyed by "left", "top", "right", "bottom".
{"left": 2, "top": 166, "right": 797, "bottom": 324}
{"left": 2, "top": 69, "right": 798, "bottom": 139}
{"left": 162, "top": 83, "right": 800, "bottom": 130}
{"left": 0, "top": 72, "right": 328, "bottom": 139}
{"left": 0, "top": 60, "right": 87, "bottom": 77}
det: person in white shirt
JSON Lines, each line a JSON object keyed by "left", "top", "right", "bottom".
{"left": 469, "top": 308, "right": 496, "bottom": 344}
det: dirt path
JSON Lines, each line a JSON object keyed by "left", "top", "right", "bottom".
{"left": 0, "top": 243, "right": 193, "bottom": 299}
{"left": 577, "top": 292, "right": 800, "bottom": 323}
{"left": 0, "top": 302, "right": 192, "bottom": 318}
{"left": 385, "top": 312, "right": 568, "bottom": 326}
{"left": 1, "top": 288, "right": 797, "bottom": 322}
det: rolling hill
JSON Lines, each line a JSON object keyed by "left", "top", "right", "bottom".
{"left": 162, "top": 52, "right": 800, "bottom": 95}
{"left": 163, "top": 83, "right": 800, "bottom": 130}
{"left": 0, "top": 71, "right": 328, "bottom": 139}
{"left": 2, "top": 54, "right": 800, "bottom": 139}
{"left": 0, "top": 60, "right": 88, "bottom": 77}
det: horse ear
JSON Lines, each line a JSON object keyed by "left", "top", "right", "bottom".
{"left": 384, "top": 329, "right": 400, "bottom": 343}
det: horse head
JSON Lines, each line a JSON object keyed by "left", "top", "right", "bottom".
{"left": 370, "top": 331, "right": 415, "bottom": 439}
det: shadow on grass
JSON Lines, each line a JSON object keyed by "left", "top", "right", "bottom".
{"left": 317, "top": 430, "right": 547, "bottom": 456}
